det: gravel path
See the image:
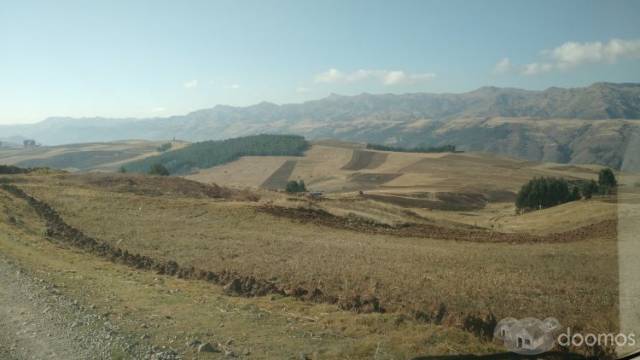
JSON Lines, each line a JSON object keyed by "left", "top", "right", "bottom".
{"left": 0, "top": 254, "right": 152, "bottom": 360}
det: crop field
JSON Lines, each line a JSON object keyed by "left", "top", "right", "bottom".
{"left": 0, "top": 140, "right": 187, "bottom": 172}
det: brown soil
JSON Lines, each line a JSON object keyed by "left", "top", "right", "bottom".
{"left": 364, "top": 192, "right": 487, "bottom": 211}
{"left": 261, "top": 160, "right": 297, "bottom": 190}
{"left": 257, "top": 204, "right": 617, "bottom": 244}
{"left": 341, "top": 150, "right": 388, "bottom": 170}
{"left": 349, "top": 173, "right": 402, "bottom": 186}
{"left": 67, "top": 173, "right": 259, "bottom": 201}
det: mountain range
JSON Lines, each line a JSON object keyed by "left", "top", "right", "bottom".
{"left": 2, "top": 82, "right": 640, "bottom": 171}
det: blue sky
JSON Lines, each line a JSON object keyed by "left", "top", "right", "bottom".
{"left": 1, "top": 0, "right": 639, "bottom": 124}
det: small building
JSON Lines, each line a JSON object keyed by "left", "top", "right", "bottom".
{"left": 494, "top": 317, "right": 560, "bottom": 355}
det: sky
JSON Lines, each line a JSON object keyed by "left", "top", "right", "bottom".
{"left": 1, "top": 0, "right": 639, "bottom": 124}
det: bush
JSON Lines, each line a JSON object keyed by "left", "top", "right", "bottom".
{"left": 285, "top": 180, "right": 306, "bottom": 193}
{"left": 0, "top": 165, "right": 30, "bottom": 174}
{"left": 148, "top": 163, "right": 170, "bottom": 176}
{"left": 516, "top": 177, "right": 579, "bottom": 211}
{"left": 157, "top": 143, "right": 172, "bottom": 152}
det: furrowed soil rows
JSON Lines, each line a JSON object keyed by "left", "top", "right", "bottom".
{"left": 341, "top": 150, "right": 388, "bottom": 170}
{"left": 258, "top": 205, "right": 617, "bottom": 243}
{"left": 261, "top": 160, "right": 297, "bottom": 190}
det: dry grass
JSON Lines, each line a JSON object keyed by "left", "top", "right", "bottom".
{"left": 0, "top": 140, "right": 185, "bottom": 172}
{"left": 18, "top": 174, "right": 620, "bottom": 338}
{"left": 0, "top": 180, "right": 499, "bottom": 359}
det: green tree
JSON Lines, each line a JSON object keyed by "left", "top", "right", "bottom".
{"left": 125, "top": 134, "right": 309, "bottom": 175}
{"left": 119, "top": 166, "right": 127, "bottom": 173}
{"left": 516, "top": 177, "right": 576, "bottom": 212}
{"left": 581, "top": 180, "right": 599, "bottom": 199}
{"left": 569, "top": 186, "right": 581, "bottom": 201}
{"left": 148, "top": 163, "right": 170, "bottom": 176}
{"left": 285, "top": 180, "right": 306, "bottom": 193}
{"left": 598, "top": 168, "right": 617, "bottom": 194}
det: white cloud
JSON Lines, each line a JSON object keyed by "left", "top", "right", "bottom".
{"left": 549, "top": 38, "right": 640, "bottom": 68}
{"left": 315, "top": 68, "right": 344, "bottom": 83}
{"left": 493, "top": 57, "right": 513, "bottom": 74}
{"left": 227, "top": 84, "right": 240, "bottom": 89}
{"left": 295, "top": 87, "right": 311, "bottom": 94}
{"left": 151, "top": 107, "right": 166, "bottom": 113}
{"left": 314, "top": 68, "right": 435, "bottom": 85}
{"left": 183, "top": 79, "right": 198, "bottom": 89}
{"left": 500, "top": 38, "right": 640, "bottom": 76}
{"left": 522, "top": 62, "right": 554, "bottom": 75}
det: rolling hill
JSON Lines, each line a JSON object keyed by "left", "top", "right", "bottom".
{"left": 2, "top": 82, "right": 640, "bottom": 171}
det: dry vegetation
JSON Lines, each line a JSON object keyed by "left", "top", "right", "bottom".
{"left": 0, "top": 188, "right": 497, "bottom": 359}
{"left": 1, "top": 141, "right": 632, "bottom": 357}
{"left": 14, "top": 172, "right": 620, "bottom": 340}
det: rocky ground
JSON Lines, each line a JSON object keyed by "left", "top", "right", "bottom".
{"left": 0, "top": 253, "right": 164, "bottom": 360}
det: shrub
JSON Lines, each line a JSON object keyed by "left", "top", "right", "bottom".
{"left": 157, "top": 142, "right": 172, "bottom": 152}
{"left": 148, "top": 163, "right": 170, "bottom": 176}
{"left": 0, "top": 165, "right": 30, "bottom": 174}
{"left": 285, "top": 180, "right": 306, "bottom": 193}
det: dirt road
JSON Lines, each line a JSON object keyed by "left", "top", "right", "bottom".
{"left": 0, "top": 254, "right": 151, "bottom": 360}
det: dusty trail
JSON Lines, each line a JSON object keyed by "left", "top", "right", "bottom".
{"left": 0, "top": 254, "right": 147, "bottom": 360}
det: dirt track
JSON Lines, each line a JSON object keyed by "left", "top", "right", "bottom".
{"left": 0, "top": 254, "right": 148, "bottom": 360}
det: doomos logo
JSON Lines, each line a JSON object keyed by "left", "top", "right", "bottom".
{"left": 494, "top": 317, "right": 561, "bottom": 355}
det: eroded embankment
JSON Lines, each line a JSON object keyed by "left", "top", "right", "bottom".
{"left": 258, "top": 205, "right": 617, "bottom": 243}
{"left": 0, "top": 184, "right": 381, "bottom": 310}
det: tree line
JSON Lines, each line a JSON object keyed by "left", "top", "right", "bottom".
{"left": 124, "top": 134, "right": 309, "bottom": 175}
{"left": 366, "top": 143, "right": 457, "bottom": 153}
{"left": 516, "top": 168, "right": 617, "bottom": 212}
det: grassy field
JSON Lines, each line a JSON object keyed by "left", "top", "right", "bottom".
{"left": 0, "top": 140, "right": 188, "bottom": 172}
{"left": 185, "top": 142, "right": 610, "bottom": 196}
{"left": 0, "top": 188, "right": 497, "bottom": 359}
{"left": 14, "top": 174, "right": 620, "bottom": 337}
{"left": 1, "top": 140, "right": 632, "bottom": 358}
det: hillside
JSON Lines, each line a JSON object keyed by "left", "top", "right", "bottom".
{"left": 0, "top": 152, "right": 628, "bottom": 358}
{"left": 1, "top": 83, "right": 640, "bottom": 171}
{"left": 0, "top": 140, "right": 187, "bottom": 172}
{"left": 123, "top": 134, "right": 309, "bottom": 174}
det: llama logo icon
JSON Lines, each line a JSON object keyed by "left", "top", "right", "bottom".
{"left": 494, "top": 317, "right": 561, "bottom": 355}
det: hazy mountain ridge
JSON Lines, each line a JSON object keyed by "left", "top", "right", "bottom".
{"left": 2, "top": 82, "right": 640, "bottom": 170}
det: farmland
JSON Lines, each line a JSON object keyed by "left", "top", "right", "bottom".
{"left": 1, "top": 140, "right": 635, "bottom": 358}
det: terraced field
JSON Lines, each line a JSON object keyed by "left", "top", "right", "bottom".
{"left": 0, "top": 140, "right": 187, "bottom": 172}
{"left": 1, "top": 140, "right": 635, "bottom": 358}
